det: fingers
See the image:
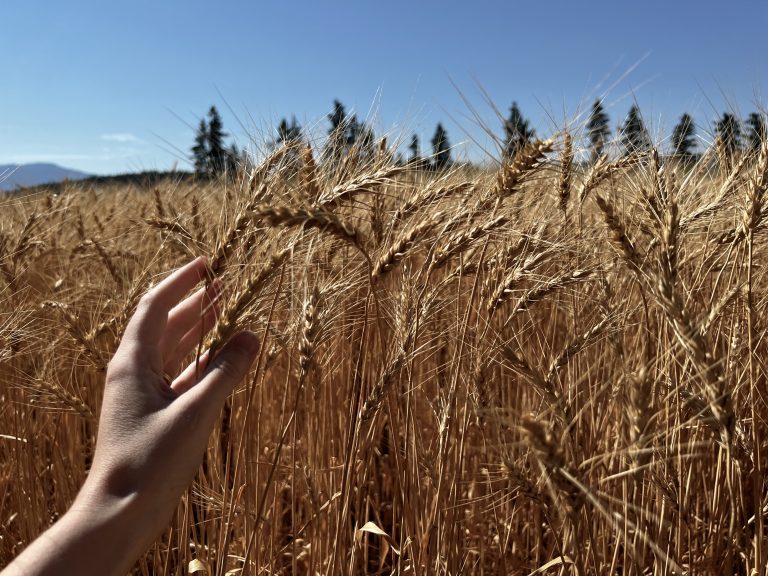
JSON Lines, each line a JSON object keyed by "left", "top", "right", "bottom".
{"left": 170, "top": 349, "right": 211, "bottom": 395}
{"left": 173, "top": 332, "right": 259, "bottom": 411}
{"left": 162, "top": 283, "right": 219, "bottom": 351}
{"left": 163, "top": 315, "right": 216, "bottom": 377}
{"left": 123, "top": 257, "right": 210, "bottom": 347}
{"left": 160, "top": 283, "right": 219, "bottom": 372}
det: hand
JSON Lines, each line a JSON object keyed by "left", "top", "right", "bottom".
{"left": 84, "top": 256, "right": 258, "bottom": 511}
{"left": 3, "top": 257, "right": 259, "bottom": 576}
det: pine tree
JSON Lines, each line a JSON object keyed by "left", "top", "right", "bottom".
{"left": 268, "top": 116, "right": 303, "bottom": 170}
{"left": 587, "top": 100, "right": 610, "bottom": 163}
{"left": 431, "top": 123, "right": 451, "bottom": 170}
{"left": 191, "top": 119, "right": 209, "bottom": 176}
{"left": 348, "top": 115, "right": 375, "bottom": 159}
{"left": 714, "top": 113, "right": 742, "bottom": 158}
{"left": 408, "top": 134, "right": 420, "bottom": 164}
{"left": 207, "top": 106, "right": 228, "bottom": 176}
{"left": 328, "top": 100, "right": 346, "bottom": 135}
{"left": 226, "top": 144, "right": 242, "bottom": 177}
{"left": 347, "top": 115, "right": 361, "bottom": 148}
{"left": 276, "top": 116, "right": 303, "bottom": 146}
{"left": 503, "top": 102, "right": 535, "bottom": 158}
{"left": 190, "top": 105, "right": 238, "bottom": 178}
{"left": 671, "top": 113, "right": 696, "bottom": 160}
{"left": 745, "top": 112, "right": 767, "bottom": 152}
{"left": 325, "top": 100, "right": 349, "bottom": 163}
{"left": 620, "top": 105, "right": 650, "bottom": 155}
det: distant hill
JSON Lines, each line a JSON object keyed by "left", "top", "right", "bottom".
{"left": 0, "top": 163, "right": 91, "bottom": 191}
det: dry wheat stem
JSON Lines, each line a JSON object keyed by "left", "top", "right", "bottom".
{"left": 391, "top": 180, "right": 473, "bottom": 226}
{"left": 506, "top": 268, "right": 595, "bottom": 321}
{"left": 486, "top": 250, "right": 551, "bottom": 316}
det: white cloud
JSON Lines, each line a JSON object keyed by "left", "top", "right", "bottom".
{"left": 100, "top": 133, "right": 139, "bottom": 143}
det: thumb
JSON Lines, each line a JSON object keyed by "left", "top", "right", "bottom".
{"left": 181, "top": 331, "right": 259, "bottom": 412}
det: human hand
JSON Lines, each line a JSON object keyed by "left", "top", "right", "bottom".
{"left": 3, "top": 258, "right": 259, "bottom": 576}
{"left": 1, "top": 258, "right": 259, "bottom": 576}
{"left": 81, "top": 256, "right": 259, "bottom": 522}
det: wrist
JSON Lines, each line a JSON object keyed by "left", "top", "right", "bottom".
{"left": 73, "top": 472, "right": 174, "bottom": 541}
{"left": 3, "top": 489, "right": 157, "bottom": 576}
{"left": 67, "top": 489, "right": 155, "bottom": 575}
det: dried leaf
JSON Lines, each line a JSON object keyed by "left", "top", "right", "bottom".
{"left": 188, "top": 558, "right": 208, "bottom": 574}
{"left": 356, "top": 521, "right": 401, "bottom": 555}
{"left": 527, "top": 556, "right": 574, "bottom": 575}
{"left": 358, "top": 521, "right": 388, "bottom": 537}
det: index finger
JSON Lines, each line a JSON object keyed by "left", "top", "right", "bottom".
{"left": 123, "top": 257, "right": 211, "bottom": 347}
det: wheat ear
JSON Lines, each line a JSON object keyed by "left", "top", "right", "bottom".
{"left": 594, "top": 195, "right": 644, "bottom": 274}
{"left": 559, "top": 133, "right": 573, "bottom": 216}
{"left": 254, "top": 204, "right": 369, "bottom": 259}
{"left": 298, "top": 286, "right": 322, "bottom": 398}
{"left": 372, "top": 213, "right": 442, "bottom": 278}
{"left": 495, "top": 139, "right": 554, "bottom": 198}
{"left": 431, "top": 214, "right": 508, "bottom": 269}
{"left": 208, "top": 248, "right": 290, "bottom": 358}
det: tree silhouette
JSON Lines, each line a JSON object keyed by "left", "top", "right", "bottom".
{"left": 276, "top": 116, "right": 303, "bottom": 147}
{"left": 408, "top": 134, "right": 420, "bottom": 164}
{"left": 671, "top": 113, "right": 696, "bottom": 160}
{"left": 347, "top": 115, "right": 376, "bottom": 159}
{"left": 587, "top": 100, "right": 610, "bottom": 163}
{"left": 191, "top": 119, "right": 209, "bottom": 176}
{"left": 323, "top": 100, "right": 377, "bottom": 163}
{"left": 226, "top": 143, "right": 246, "bottom": 177}
{"left": 431, "top": 123, "right": 451, "bottom": 170}
{"left": 745, "top": 112, "right": 767, "bottom": 152}
{"left": 328, "top": 100, "right": 347, "bottom": 136}
{"left": 503, "top": 102, "right": 535, "bottom": 158}
{"left": 620, "top": 105, "right": 650, "bottom": 155}
{"left": 324, "top": 100, "right": 348, "bottom": 163}
{"left": 714, "top": 113, "right": 742, "bottom": 159}
{"left": 207, "top": 106, "right": 228, "bottom": 176}
{"left": 190, "top": 106, "right": 238, "bottom": 178}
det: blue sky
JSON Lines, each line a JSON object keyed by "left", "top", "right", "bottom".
{"left": 1, "top": 0, "right": 765, "bottom": 174}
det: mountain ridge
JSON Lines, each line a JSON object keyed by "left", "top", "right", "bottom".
{"left": 0, "top": 163, "right": 91, "bottom": 191}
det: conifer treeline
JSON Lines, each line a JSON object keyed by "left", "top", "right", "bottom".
{"left": 191, "top": 99, "right": 767, "bottom": 176}
{"left": 191, "top": 106, "right": 247, "bottom": 177}
{"left": 587, "top": 100, "right": 766, "bottom": 163}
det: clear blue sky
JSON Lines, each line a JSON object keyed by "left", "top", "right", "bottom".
{"left": 1, "top": 0, "right": 765, "bottom": 174}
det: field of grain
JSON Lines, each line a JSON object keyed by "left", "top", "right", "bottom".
{"left": 1, "top": 133, "right": 767, "bottom": 575}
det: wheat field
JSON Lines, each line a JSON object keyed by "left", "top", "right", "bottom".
{"left": 1, "top": 132, "right": 767, "bottom": 575}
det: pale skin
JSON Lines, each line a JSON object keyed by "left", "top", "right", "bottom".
{"left": 2, "top": 257, "right": 259, "bottom": 576}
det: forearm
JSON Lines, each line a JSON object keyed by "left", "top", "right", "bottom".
{"left": 2, "top": 259, "right": 257, "bottom": 574}
{"left": 2, "top": 488, "right": 163, "bottom": 576}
